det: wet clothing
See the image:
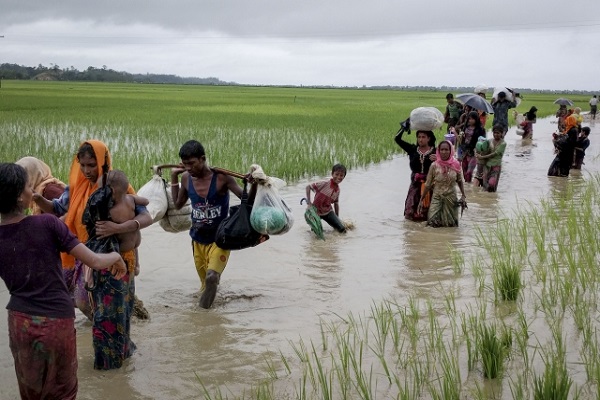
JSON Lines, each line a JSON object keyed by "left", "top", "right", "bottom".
{"left": 395, "top": 131, "right": 435, "bottom": 221}
{"left": 0, "top": 214, "right": 81, "bottom": 400}
{"left": 492, "top": 99, "right": 517, "bottom": 132}
{"left": 521, "top": 120, "right": 534, "bottom": 139}
{"left": 310, "top": 179, "right": 340, "bottom": 216}
{"left": 548, "top": 129, "right": 578, "bottom": 177}
{"left": 90, "top": 250, "right": 136, "bottom": 370}
{"left": 192, "top": 241, "right": 230, "bottom": 291}
{"left": 8, "top": 311, "right": 78, "bottom": 400}
{"left": 481, "top": 139, "right": 506, "bottom": 192}
{"left": 457, "top": 125, "right": 486, "bottom": 182}
{"left": 189, "top": 172, "right": 230, "bottom": 244}
{"left": 424, "top": 164, "right": 464, "bottom": 227}
{"left": 573, "top": 136, "right": 590, "bottom": 169}
{"left": 320, "top": 211, "right": 346, "bottom": 233}
{"left": 63, "top": 262, "right": 93, "bottom": 320}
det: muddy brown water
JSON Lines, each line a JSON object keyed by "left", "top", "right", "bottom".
{"left": 1, "top": 116, "right": 598, "bottom": 399}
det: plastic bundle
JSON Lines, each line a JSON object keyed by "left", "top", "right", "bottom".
{"left": 409, "top": 107, "right": 444, "bottom": 131}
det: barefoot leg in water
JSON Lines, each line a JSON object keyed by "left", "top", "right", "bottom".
{"left": 200, "top": 270, "right": 220, "bottom": 309}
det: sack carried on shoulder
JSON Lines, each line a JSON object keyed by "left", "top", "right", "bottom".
{"left": 215, "top": 181, "right": 263, "bottom": 250}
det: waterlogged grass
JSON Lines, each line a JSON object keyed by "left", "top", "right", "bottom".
{"left": 0, "top": 80, "right": 580, "bottom": 189}
{"left": 198, "top": 174, "right": 600, "bottom": 399}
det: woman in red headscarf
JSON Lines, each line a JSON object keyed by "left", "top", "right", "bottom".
{"left": 418, "top": 140, "right": 467, "bottom": 227}
{"left": 34, "top": 140, "right": 151, "bottom": 370}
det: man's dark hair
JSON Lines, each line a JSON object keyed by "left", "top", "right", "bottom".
{"left": 0, "top": 163, "right": 27, "bottom": 214}
{"left": 179, "top": 140, "right": 206, "bottom": 159}
{"left": 446, "top": 93, "right": 454, "bottom": 100}
{"left": 332, "top": 163, "right": 347, "bottom": 176}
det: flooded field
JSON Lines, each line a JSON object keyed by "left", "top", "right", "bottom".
{"left": 1, "top": 116, "right": 598, "bottom": 399}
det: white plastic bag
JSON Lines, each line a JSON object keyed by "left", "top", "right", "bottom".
{"left": 249, "top": 165, "right": 293, "bottom": 235}
{"left": 137, "top": 174, "right": 169, "bottom": 223}
{"left": 493, "top": 87, "right": 522, "bottom": 106}
{"left": 159, "top": 183, "right": 192, "bottom": 233}
{"left": 409, "top": 107, "right": 444, "bottom": 131}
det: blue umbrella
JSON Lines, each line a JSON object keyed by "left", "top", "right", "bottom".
{"left": 455, "top": 93, "right": 494, "bottom": 114}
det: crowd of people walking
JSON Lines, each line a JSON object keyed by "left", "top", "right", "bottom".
{"left": 397, "top": 88, "right": 594, "bottom": 228}
{"left": 0, "top": 87, "right": 596, "bottom": 400}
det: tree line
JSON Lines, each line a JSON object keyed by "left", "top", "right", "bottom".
{"left": 0, "top": 63, "right": 233, "bottom": 85}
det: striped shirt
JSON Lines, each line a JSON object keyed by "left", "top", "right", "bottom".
{"left": 310, "top": 179, "right": 340, "bottom": 216}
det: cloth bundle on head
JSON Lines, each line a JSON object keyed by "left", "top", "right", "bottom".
{"left": 409, "top": 107, "right": 444, "bottom": 132}
{"left": 435, "top": 141, "right": 462, "bottom": 174}
{"left": 15, "top": 156, "right": 66, "bottom": 215}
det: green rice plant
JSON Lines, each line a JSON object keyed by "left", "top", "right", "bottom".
{"left": 459, "top": 312, "right": 477, "bottom": 371}
{"left": 449, "top": 246, "right": 465, "bottom": 275}
{"left": 477, "top": 322, "right": 505, "bottom": 379}
{"left": 508, "top": 373, "right": 527, "bottom": 400}
{"left": 491, "top": 258, "right": 522, "bottom": 302}
{"left": 310, "top": 341, "right": 333, "bottom": 400}
{"left": 532, "top": 355, "right": 573, "bottom": 400}
{"left": 427, "top": 342, "right": 461, "bottom": 400}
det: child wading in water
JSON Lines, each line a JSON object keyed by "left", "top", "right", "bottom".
{"left": 305, "top": 164, "right": 347, "bottom": 233}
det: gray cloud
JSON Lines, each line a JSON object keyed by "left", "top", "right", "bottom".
{"left": 1, "top": 0, "right": 599, "bottom": 90}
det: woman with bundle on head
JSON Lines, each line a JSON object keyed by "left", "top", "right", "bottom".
{"left": 395, "top": 124, "right": 437, "bottom": 221}
{"left": 418, "top": 141, "right": 467, "bottom": 227}
{"left": 0, "top": 163, "right": 126, "bottom": 399}
{"left": 33, "top": 140, "right": 152, "bottom": 370}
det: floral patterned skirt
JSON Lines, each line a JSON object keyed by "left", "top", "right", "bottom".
{"left": 8, "top": 310, "right": 78, "bottom": 400}
{"left": 90, "top": 253, "right": 136, "bottom": 370}
{"left": 404, "top": 179, "right": 429, "bottom": 222}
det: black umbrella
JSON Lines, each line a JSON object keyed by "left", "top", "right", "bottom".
{"left": 554, "top": 98, "right": 574, "bottom": 106}
{"left": 455, "top": 93, "right": 494, "bottom": 114}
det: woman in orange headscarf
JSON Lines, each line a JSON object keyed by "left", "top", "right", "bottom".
{"left": 34, "top": 140, "right": 151, "bottom": 370}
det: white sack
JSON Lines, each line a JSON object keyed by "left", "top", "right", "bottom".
{"left": 137, "top": 174, "right": 169, "bottom": 223}
{"left": 159, "top": 183, "right": 192, "bottom": 233}
{"left": 409, "top": 107, "right": 444, "bottom": 131}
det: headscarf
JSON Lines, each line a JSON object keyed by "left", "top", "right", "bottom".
{"left": 61, "top": 140, "right": 111, "bottom": 267}
{"left": 15, "top": 156, "right": 66, "bottom": 214}
{"left": 564, "top": 115, "right": 578, "bottom": 134}
{"left": 435, "top": 140, "right": 462, "bottom": 173}
{"left": 61, "top": 140, "right": 139, "bottom": 267}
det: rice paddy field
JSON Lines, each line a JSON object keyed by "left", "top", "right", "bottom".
{"left": 0, "top": 80, "right": 586, "bottom": 188}
{"left": 1, "top": 81, "right": 599, "bottom": 400}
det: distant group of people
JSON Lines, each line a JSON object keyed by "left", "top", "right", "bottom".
{"left": 548, "top": 106, "right": 591, "bottom": 177}
{"left": 398, "top": 89, "right": 594, "bottom": 227}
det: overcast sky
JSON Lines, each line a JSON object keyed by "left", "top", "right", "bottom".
{"left": 2, "top": 0, "right": 599, "bottom": 91}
